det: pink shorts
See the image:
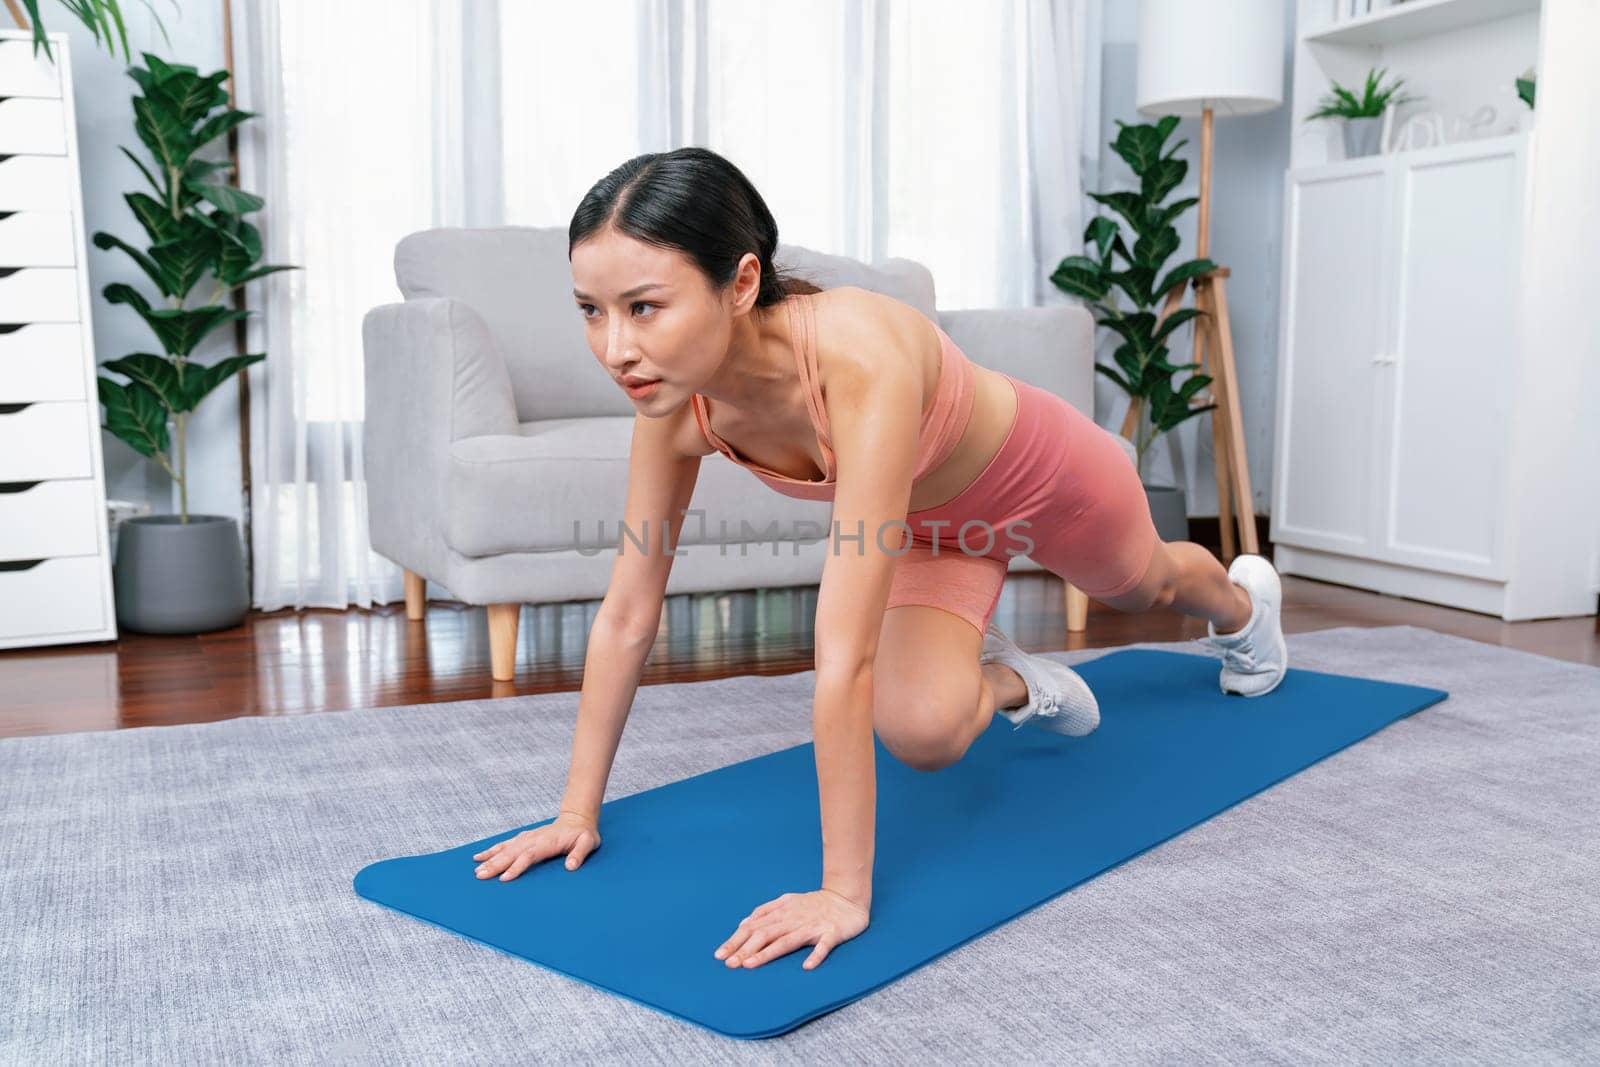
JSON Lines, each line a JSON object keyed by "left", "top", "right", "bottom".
{"left": 884, "top": 373, "right": 1161, "bottom": 635}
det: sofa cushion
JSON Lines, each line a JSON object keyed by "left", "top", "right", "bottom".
{"left": 446, "top": 416, "right": 833, "bottom": 558}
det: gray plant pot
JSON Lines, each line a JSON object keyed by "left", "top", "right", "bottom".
{"left": 1144, "top": 484, "right": 1189, "bottom": 544}
{"left": 1342, "top": 115, "right": 1385, "bottom": 158}
{"left": 112, "top": 514, "right": 249, "bottom": 635}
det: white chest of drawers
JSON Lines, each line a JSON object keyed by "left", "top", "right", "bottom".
{"left": 0, "top": 30, "right": 116, "bottom": 650}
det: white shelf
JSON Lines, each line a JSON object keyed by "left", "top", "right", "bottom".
{"left": 1308, "top": 0, "right": 1540, "bottom": 47}
{"left": 1288, "top": 129, "right": 1528, "bottom": 179}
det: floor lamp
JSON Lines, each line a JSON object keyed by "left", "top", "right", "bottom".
{"left": 1127, "top": 0, "right": 1284, "bottom": 562}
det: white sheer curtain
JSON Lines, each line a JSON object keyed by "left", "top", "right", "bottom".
{"left": 233, "top": 0, "right": 1101, "bottom": 611}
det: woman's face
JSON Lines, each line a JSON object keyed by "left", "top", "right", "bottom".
{"left": 571, "top": 227, "right": 752, "bottom": 412}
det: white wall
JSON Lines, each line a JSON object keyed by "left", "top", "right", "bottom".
{"left": 48, "top": 3, "right": 240, "bottom": 524}
{"left": 1093, "top": 1, "right": 1295, "bottom": 520}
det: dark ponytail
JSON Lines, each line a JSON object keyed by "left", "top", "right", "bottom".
{"left": 568, "top": 146, "right": 821, "bottom": 307}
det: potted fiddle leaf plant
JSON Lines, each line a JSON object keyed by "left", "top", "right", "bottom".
{"left": 1049, "top": 115, "right": 1216, "bottom": 543}
{"left": 94, "top": 53, "right": 295, "bottom": 634}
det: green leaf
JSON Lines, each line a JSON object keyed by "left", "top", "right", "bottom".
{"left": 1083, "top": 216, "right": 1119, "bottom": 259}
{"left": 1093, "top": 362, "right": 1133, "bottom": 394}
{"left": 1111, "top": 340, "right": 1144, "bottom": 386}
{"left": 119, "top": 145, "right": 164, "bottom": 197}
{"left": 1151, "top": 257, "right": 1217, "bottom": 305}
{"left": 221, "top": 263, "right": 298, "bottom": 289}
{"left": 1141, "top": 155, "right": 1186, "bottom": 205}
{"left": 191, "top": 109, "right": 254, "bottom": 152}
{"left": 132, "top": 93, "right": 191, "bottom": 171}
{"left": 103, "top": 352, "right": 184, "bottom": 410}
{"left": 125, "top": 191, "right": 182, "bottom": 245}
{"left": 105, "top": 284, "right": 248, "bottom": 356}
{"left": 1085, "top": 190, "right": 1146, "bottom": 236}
{"left": 184, "top": 180, "right": 264, "bottom": 214}
{"left": 179, "top": 353, "right": 266, "bottom": 409}
{"left": 1111, "top": 120, "right": 1171, "bottom": 176}
{"left": 1178, "top": 374, "right": 1213, "bottom": 402}
{"left": 1150, "top": 197, "right": 1200, "bottom": 231}
{"left": 97, "top": 375, "right": 170, "bottom": 458}
{"left": 152, "top": 305, "right": 251, "bottom": 358}
{"left": 1131, "top": 226, "right": 1179, "bottom": 271}
{"left": 147, "top": 215, "right": 222, "bottom": 296}
{"left": 184, "top": 158, "right": 234, "bottom": 181}
{"left": 91, "top": 231, "right": 173, "bottom": 296}
{"left": 1151, "top": 306, "right": 1204, "bottom": 347}
{"left": 104, "top": 281, "right": 154, "bottom": 316}
{"left": 1049, "top": 259, "right": 1107, "bottom": 302}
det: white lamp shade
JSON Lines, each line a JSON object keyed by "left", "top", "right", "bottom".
{"left": 1136, "top": 0, "right": 1285, "bottom": 118}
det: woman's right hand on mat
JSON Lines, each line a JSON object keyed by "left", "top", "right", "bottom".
{"left": 471, "top": 812, "right": 601, "bottom": 882}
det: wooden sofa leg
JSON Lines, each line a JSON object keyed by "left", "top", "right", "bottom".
{"left": 1064, "top": 583, "right": 1089, "bottom": 633}
{"left": 403, "top": 569, "right": 426, "bottom": 621}
{"left": 487, "top": 603, "right": 521, "bottom": 682}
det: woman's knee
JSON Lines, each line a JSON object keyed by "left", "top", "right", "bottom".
{"left": 873, "top": 678, "right": 978, "bottom": 772}
{"left": 871, "top": 604, "right": 986, "bottom": 770}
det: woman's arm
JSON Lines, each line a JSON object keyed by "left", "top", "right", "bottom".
{"left": 809, "top": 316, "right": 925, "bottom": 910}
{"left": 562, "top": 409, "right": 704, "bottom": 823}
{"left": 478, "top": 408, "right": 702, "bottom": 884}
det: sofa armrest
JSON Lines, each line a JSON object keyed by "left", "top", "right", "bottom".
{"left": 937, "top": 303, "right": 1097, "bottom": 416}
{"left": 361, "top": 297, "right": 520, "bottom": 577}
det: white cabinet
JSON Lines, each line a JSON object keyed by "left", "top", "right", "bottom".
{"left": 1275, "top": 135, "right": 1529, "bottom": 598}
{"left": 1272, "top": 1, "right": 1598, "bottom": 622}
{"left": 0, "top": 31, "right": 116, "bottom": 650}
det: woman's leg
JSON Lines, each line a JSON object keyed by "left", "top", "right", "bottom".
{"left": 1003, "top": 387, "right": 1255, "bottom": 634}
{"left": 1092, "top": 538, "right": 1254, "bottom": 633}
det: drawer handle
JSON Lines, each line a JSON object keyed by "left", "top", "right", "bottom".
{"left": 0, "top": 324, "right": 28, "bottom": 334}
{"left": 0, "top": 559, "right": 45, "bottom": 573}
{"left": 0, "top": 480, "right": 41, "bottom": 493}
{"left": 0, "top": 268, "right": 20, "bottom": 279}
{"left": 0, "top": 402, "right": 32, "bottom": 414}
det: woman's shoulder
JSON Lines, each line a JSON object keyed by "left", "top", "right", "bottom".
{"left": 809, "top": 285, "right": 941, "bottom": 400}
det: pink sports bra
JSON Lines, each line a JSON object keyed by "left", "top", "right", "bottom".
{"left": 689, "top": 291, "right": 976, "bottom": 501}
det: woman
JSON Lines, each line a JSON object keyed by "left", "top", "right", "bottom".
{"left": 470, "top": 147, "right": 1288, "bottom": 973}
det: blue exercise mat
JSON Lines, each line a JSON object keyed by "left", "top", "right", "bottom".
{"left": 354, "top": 647, "right": 1448, "bottom": 1039}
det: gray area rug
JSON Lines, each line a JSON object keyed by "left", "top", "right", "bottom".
{"left": 2, "top": 624, "right": 1597, "bottom": 1065}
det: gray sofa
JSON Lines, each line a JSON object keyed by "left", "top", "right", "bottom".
{"left": 362, "top": 226, "right": 1112, "bottom": 680}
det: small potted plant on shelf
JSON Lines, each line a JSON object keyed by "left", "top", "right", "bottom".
{"left": 94, "top": 53, "right": 295, "bottom": 634}
{"left": 1048, "top": 115, "right": 1217, "bottom": 542}
{"left": 1306, "top": 65, "right": 1421, "bottom": 158}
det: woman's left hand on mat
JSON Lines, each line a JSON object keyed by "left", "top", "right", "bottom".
{"left": 713, "top": 887, "right": 870, "bottom": 971}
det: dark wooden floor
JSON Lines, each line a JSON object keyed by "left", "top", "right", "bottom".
{"left": 2, "top": 546, "right": 1595, "bottom": 738}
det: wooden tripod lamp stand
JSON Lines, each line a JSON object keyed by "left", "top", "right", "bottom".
{"left": 1127, "top": 0, "right": 1285, "bottom": 564}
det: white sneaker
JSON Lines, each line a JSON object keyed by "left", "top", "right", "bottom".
{"left": 980, "top": 622, "right": 1100, "bottom": 736}
{"left": 1190, "top": 554, "right": 1288, "bottom": 697}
